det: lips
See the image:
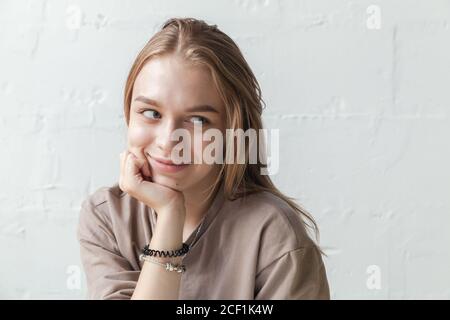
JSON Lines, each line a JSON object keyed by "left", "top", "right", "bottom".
{"left": 149, "top": 154, "right": 190, "bottom": 166}
{"left": 152, "top": 156, "right": 179, "bottom": 165}
{"left": 148, "top": 154, "right": 190, "bottom": 174}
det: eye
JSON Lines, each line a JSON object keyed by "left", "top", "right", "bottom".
{"left": 189, "top": 116, "right": 209, "bottom": 125}
{"left": 140, "top": 109, "right": 161, "bottom": 120}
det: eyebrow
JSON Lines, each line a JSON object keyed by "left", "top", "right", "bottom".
{"left": 134, "top": 95, "right": 220, "bottom": 114}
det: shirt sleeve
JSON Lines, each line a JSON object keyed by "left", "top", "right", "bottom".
{"left": 77, "top": 198, "right": 140, "bottom": 300}
{"left": 254, "top": 246, "right": 330, "bottom": 300}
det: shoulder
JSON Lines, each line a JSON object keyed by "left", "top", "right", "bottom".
{"left": 77, "top": 182, "right": 128, "bottom": 239}
{"left": 224, "top": 190, "right": 317, "bottom": 250}
{"left": 221, "top": 190, "right": 320, "bottom": 275}
{"left": 82, "top": 182, "right": 125, "bottom": 208}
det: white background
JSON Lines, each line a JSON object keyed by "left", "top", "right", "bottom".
{"left": 0, "top": 0, "right": 449, "bottom": 299}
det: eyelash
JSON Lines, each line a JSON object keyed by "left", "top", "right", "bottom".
{"left": 138, "top": 108, "right": 209, "bottom": 125}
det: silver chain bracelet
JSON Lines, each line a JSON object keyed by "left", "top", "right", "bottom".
{"left": 139, "top": 254, "right": 186, "bottom": 273}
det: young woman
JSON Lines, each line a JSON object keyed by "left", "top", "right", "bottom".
{"left": 77, "top": 17, "right": 330, "bottom": 300}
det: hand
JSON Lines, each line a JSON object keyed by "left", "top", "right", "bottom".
{"left": 119, "top": 150, "right": 185, "bottom": 215}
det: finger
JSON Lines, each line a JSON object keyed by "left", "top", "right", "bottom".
{"left": 124, "top": 154, "right": 159, "bottom": 206}
{"left": 126, "top": 152, "right": 142, "bottom": 180}
{"left": 142, "top": 157, "right": 152, "bottom": 178}
{"left": 143, "top": 153, "right": 152, "bottom": 178}
{"left": 145, "top": 161, "right": 153, "bottom": 181}
{"left": 119, "top": 151, "right": 123, "bottom": 172}
{"left": 136, "top": 158, "right": 152, "bottom": 182}
{"left": 135, "top": 151, "right": 152, "bottom": 178}
{"left": 130, "top": 151, "right": 152, "bottom": 179}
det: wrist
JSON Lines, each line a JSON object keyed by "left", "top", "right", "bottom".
{"left": 155, "top": 203, "right": 186, "bottom": 230}
{"left": 160, "top": 199, "right": 185, "bottom": 216}
{"left": 151, "top": 216, "right": 184, "bottom": 250}
{"left": 150, "top": 202, "right": 186, "bottom": 252}
{"left": 148, "top": 237, "right": 184, "bottom": 261}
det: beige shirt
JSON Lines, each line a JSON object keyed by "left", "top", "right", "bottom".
{"left": 77, "top": 182, "right": 330, "bottom": 299}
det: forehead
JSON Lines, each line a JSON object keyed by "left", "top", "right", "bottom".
{"left": 132, "top": 55, "right": 223, "bottom": 110}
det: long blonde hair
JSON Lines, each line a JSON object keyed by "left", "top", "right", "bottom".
{"left": 124, "top": 17, "right": 324, "bottom": 254}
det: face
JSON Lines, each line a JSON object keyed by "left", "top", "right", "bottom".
{"left": 127, "top": 54, "right": 226, "bottom": 192}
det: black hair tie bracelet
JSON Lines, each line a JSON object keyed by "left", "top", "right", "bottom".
{"left": 142, "top": 242, "right": 190, "bottom": 258}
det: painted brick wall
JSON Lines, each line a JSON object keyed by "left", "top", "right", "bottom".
{"left": 0, "top": 0, "right": 449, "bottom": 299}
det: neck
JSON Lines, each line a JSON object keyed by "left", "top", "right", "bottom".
{"left": 182, "top": 166, "right": 222, "bottom": 227}
{"left": 182, "top": 184, "right": 216, "bottom": 227}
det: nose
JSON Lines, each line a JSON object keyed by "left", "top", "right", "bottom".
{"left": 154, "top": 118, "right": 180, "bottom": 155}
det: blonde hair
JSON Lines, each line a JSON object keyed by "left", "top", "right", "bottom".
{"left": 124, "top": 17, "right": 324, "bottom": 253}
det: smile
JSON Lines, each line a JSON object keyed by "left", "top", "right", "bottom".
{"left": 148, "top": 154, "right": 190, "bottom": 174}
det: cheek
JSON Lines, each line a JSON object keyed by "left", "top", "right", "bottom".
{"left": 127, "top": 124, "right": 154, "bottom": 147}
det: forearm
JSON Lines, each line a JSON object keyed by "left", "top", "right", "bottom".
{"left": 131, "top": 242, "right": 183, "bottom": 299}
{"left": 131, "top": 207, "right": 185, "bottom": 300}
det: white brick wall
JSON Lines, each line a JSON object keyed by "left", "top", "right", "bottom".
{"left": 0, "top": 0, "right": 449, "bottom": 299}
